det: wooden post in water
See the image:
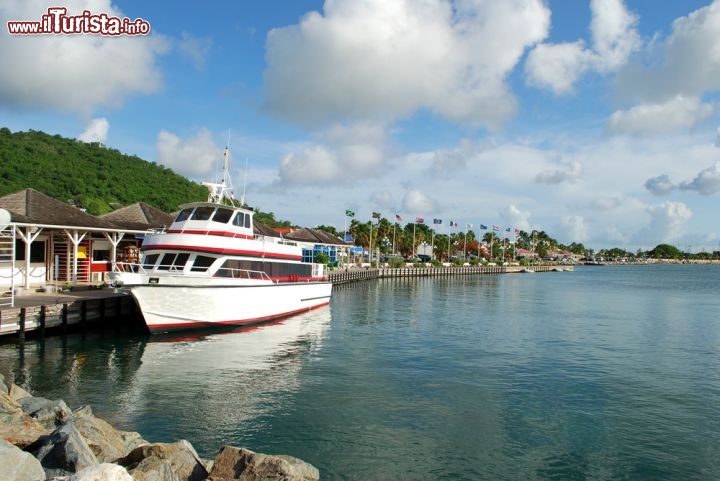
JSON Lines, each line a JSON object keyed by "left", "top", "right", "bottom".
{"left": 62, "top": 303, "right": 68, "bottom": 331}
{"left": 19, "top": 307, "right": 26, "bottom": 342}
{"left": 39, "top": 306, "right": 46, "bottom": 337}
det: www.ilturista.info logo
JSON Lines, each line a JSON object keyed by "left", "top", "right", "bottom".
{"left": 7, "top": 7, "right": 150, "bottom": 35}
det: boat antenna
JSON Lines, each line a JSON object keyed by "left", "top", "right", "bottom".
{"left": 240, "top": 157, "right": 248, "bottom": 207}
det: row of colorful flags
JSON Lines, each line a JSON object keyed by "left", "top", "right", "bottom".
{"left": 345, "top": 210, "right": 521, "bottom": 236}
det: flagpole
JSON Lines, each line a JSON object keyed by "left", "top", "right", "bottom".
{"left": 447, "top": 222, "right": 450, "bottom": 261}
{"left": 369, "top": 218, "right": 373, "bottom": 266}
{"left": 431, "top": 229, "right": 435, "bottom": 261}
{"left": 392, "top": 222, "right": 396, "bottom": 255}
{"left": 413, "top": 222, "right": 416, "bottom": 258}
{"left": 464, "top": 230, "right": 467, "bottom": 259}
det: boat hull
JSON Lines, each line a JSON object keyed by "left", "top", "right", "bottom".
{"left": 127, "top": 281, "right": 332, "bottom": 334}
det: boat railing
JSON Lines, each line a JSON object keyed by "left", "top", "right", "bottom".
{"left": 213, "top": 267, "right": 273, "bottom": 282}
{"left": 114, "top": 262, "right": 149, "bottom": 274}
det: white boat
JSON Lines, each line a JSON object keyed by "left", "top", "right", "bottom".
{"left": 107, "top": 147, "right": 332, "bottom": 334}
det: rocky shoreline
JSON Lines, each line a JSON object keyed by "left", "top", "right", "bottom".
{"left": 0, "top": 374, "right": 319, "bottom": 481}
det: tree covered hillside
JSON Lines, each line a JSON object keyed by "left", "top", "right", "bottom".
{"left": 0, "top": 128, "right": 208, "bottom": 215}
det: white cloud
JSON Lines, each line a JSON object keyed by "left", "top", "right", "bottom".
{"left": 641, "top": 201, "right": 692, "bottom": 244}
{"left": 77, "top": 118, "right": 109, "bottom": 143}
{"left": 535, "top": 159, "right": 583, "bottom": 185}
{"left": 277, "top": 122, "right": 387, "bottom": 185}
{"left": 561, "top": 215, "right": 589, "bottom": 243}
{"left": 178, "top": 32, "right": 212, "bottom": 70}
{"left": 589, "top": 0, "right": 641, "bottom": 72}
{"left": 0, "top": 0, "right": 169, "bottom": 115}
{"left": 644, "top": 174, "right": 677, "bottom": 195}
{"left": 590, "top": 196, "right": 622, "bottom": 211}
{"left": 401, "top": 190, "right": 436, "bottom": 214}
{"left": 679, "top": 162, "right": 720, "bottom": 195}
{"left": 615, "top": 1, "right": 720, "bottom": 103}
{"left": 499, "top": 205, "right": 530, "bottom": 232}
{"left": 263, "top": 0, "right": 550, "bottom": 129}
{"left": 525, "top": 0, "right": 640, "bottom": 94}
{"left": 607, "top": 96, "right": 715, "bottom": 136}
{"left": 156, "top": 129, "right": 223, "bottom": 179}
{"left": 716, "top": 126, "right": 720, "bottom": 148}
{"left": 524, "top": 41, "right": 591, "bottom": 95}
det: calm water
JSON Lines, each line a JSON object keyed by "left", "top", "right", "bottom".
{"left": 2, "top": 264, "right": 720, "bottom": 480}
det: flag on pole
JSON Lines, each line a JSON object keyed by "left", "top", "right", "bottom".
{"left": 433, "top": 218, "right": 442, "bottom": 224}
{"left": 480, "top": 224, "right": 488, "bottom": 230}
{"left": 514, "top": 228, "right": 520, "bottom": 236}
{"left": 466, "top": 223, "right": 473, "bottom": 229}
{"left": 395, "top": 214, "right": 403, "bottom": 221}
{"left": 415, "top": 217, "right": 425, "bottom": 224}
{"left": 372, "top": 212, "right": 381, "bottom": 219}
{"left": 450, "top": 221, "right": 458, "bottom": 227}
{"left": 492, "top": 225, "right": 500, "bottom": 231}
{"left": 505, "top": 227, "right": 511, "bottom": 232}
{"left": 345, "top": 210, "right": 355, "bottom": 217}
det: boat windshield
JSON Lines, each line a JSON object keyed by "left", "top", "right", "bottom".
{"left": 174, "top": 208, "right": 193, "bottom": 223}
{"left": 190, "top": 207, "right": 214, "bottom": 221}
{"left": 211, "top": 208, "right": 234, "bottom": 224}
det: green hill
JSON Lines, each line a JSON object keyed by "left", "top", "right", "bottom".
{"left": 0, "top": 127, "right": 208, "bottom": 215}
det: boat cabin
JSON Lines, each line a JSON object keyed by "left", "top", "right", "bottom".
{"left": 168, "top": 202, "right": 254, "bottom": 238}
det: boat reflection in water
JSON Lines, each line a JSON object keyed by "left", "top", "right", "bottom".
{"left": 119, "top": 306, "right": 332, "bottom": 452}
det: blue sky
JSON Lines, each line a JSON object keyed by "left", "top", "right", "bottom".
{"left": 2, "top": 0, "right": 720, "bottom": 252}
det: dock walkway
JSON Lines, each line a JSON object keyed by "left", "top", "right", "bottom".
{"left": 0, "top": 286, "right": 138, "bottom": 341}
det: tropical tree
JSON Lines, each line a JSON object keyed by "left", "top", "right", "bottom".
{"left": 648, "top": 243, "right": 682, "bottom": 259}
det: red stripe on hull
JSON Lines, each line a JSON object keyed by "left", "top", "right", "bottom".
{"left": 146, "top": 301, "right": 330, "bottom": 334}
{"left": 141, "top": 244, "right": 302, "bottom": 260}
{"left": 166, "top": 229, "right": 254, "bottom": 239}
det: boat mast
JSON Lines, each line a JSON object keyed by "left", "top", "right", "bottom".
{"left": 202, "top": 133, "right": 236, "bottom": 205}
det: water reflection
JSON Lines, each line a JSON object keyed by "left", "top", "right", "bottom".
{"left": 0, "top": 307, "right": 331, "bottom": 455}
{"left": 117, "top": 307, "right": 332, "bottom": 450}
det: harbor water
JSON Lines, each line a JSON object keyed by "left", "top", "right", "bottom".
{"left": 2, "top": 264, "right": 720, "bottom": 480}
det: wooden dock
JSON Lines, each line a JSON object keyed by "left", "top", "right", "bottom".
{"left": 328, "top": 264, "right": 572, "bottom": 284}
{"left": 0, "top": 288, "right": 139, "bottom": 340}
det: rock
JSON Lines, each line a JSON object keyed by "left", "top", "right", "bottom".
{"left": 0, "top": 373, "right": 8, "bottom": 394}
{"left": 0, "top": 438, "right": 46, "bottom": 481}
{"left": 124, "top": 457, "right": 177, "bottom": 481}
{"left": 18, "top": 396, "right": 72, "bottom": 428}
{"left": 119, "top": 439, "right": 208, "bottom": 481}
{"left": 0, "top": 421, "right": 51, "bottom": 450}
{"left": 208, "top": 445, "right": 319, "bottom": 481}
{"left": 0, "top": 389, "right": 49, "bottom": 447}
{"left": 72, "top": 405, "right": 146, "bottom": 463}
{"left": 31, "top": 420, "right": 99, "bottom": 478}
{"left": 67, "top": 463, "right": 133, "bottom": 481}
{"left": 9, "top": 383, "right": 33, "bottom": 402}
{"left": 0, "top": 388, "right": 27, "bottom": 424}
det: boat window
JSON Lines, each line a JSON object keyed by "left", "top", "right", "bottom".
{"left": 212, "top": 208, "right": 234, "bottom": 224}
{"left": 232, "top": 212, "right": 245, "bottom": 227}
{"left": 175, "top": 208, "right": 193, "bottom": 222}
{"left": 157, "top": 253, "right": 177, "bottom": 270}
{"left": 142, "top": 254, "right": 159, "bottom": 270}
{"left": 244, "top": 214, "right": 251, "bottom": 228}
{"left": 190, "top": 207, "right": 214, "bottom": 221}
{"left": 174, "top": 253, "right": 190, "bottom": 269}
{"left": 190, "top": 255, "right": 215, "bottom": 272}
